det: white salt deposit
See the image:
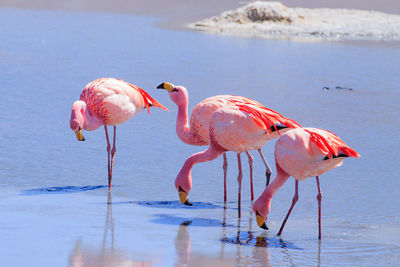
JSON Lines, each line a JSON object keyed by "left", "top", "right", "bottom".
{"left": 188, "top": 1, "right": 400, "bottom": 41}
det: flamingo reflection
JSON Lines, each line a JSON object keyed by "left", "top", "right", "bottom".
{"left": 68, "top": 193, "right": 151, "bottom": 267}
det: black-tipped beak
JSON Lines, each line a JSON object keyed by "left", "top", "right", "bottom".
{"left": 157, "top": 82, "right": 175, "bottom": 92}
{"left": 256, "top": 211, "right": 269, "bottom": 230}
{"left": 183, "top": 199, "right": 192, "bottom": 206}
{"left": 260, "top": 222, "right": 269, "bottom": 230}
{"left": 178, "top": 186, "right": 192, "bottom": 206}
{"left": 75, "top": 130, "right": 85, "bottom": 141}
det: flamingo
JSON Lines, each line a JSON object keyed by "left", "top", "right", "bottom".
{"left": 252, "top": 127, "right": 360, "bottom": 239}
{"left": 157, "top": 82, "right": 297, "bottom": 202}
{"left": 170, "top": 102, "right": 300, "bottom": 217}
{"left": 70, "top": 78, "right": 167, "bottom": 189}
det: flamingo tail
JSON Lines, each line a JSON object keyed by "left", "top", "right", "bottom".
{"left": 236, "top": 104, "right": 301, "bottom": 135}
{"left": 127, "top": 83, "right": 168, "bottom": 114}
{"left": 305, "top": 129, "right": 360, "bottom": 159}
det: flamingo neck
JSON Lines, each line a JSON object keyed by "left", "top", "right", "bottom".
{"left": 176, "top": 102, "right": 193, "bottom": 144}
{"left": 175, "top": 144, "right": 226, "bottom": 193}
{"left": 82, "top": 103, "right": 104, "bottom": 131}
{"left": 254, "top": 164, "right": 290, "bottom": 218}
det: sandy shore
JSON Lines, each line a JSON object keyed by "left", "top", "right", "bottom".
{"left": 1, "top": 0, "right": 400, "bottom": 29}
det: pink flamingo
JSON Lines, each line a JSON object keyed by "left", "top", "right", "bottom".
{"left": 157, "top": 82, "right": 295, "bottom": 202}
{"left": 169, "top": 102, "right": 300, "bottom": 217}
{"left": 253, "top": 127, "right": 360, "bottom": 239}
{"left": 70, "top": 78, "right": 167, "bottom": 189}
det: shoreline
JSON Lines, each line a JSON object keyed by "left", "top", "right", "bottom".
{"left": 1, "top": 0, "right": 400, "bottom": 27}
{"left": 0, "top": 0, "right": 399, "bottom": 47}
{"left": 189, "top": 2, "right": 400, "bottom": 42}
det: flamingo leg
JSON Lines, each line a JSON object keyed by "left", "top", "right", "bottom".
{"left": 109, "top": 126, "right": 117, "bottom": 189}
{"left": 237, "top": 153, "right": 243, "bottom": 218}
{"left": 257, "top": 149, "right": 272, "bottom": 186}
{"left": 316, "top": 176, "right": 323, "bottom": 240}
{"left": 104, "top": 126, "right": 111, "bottom": 189}
{"left": 278, "top": 180, "right": 299, "bottom": 236}
{"left": 245, "top": 151, "right": 254, "bottom": 201}
{"left": 223, "top": 153, "right": 228, "bottom": 202}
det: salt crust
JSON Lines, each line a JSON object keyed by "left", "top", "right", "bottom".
{"left": 188, "top": 1, "right": 400, "bottom": 41}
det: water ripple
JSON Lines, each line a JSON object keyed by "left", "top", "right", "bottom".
{"left": 151, "top": 214, "right": 235, "bottom": 227}
{"left": 127, "top": 200, "right": 229, "bottom": 209}
{"left": 221, "top": 232, "right": 303, "bottom": 250}
{"left": 20, "top": 185, "right": 107, "bottom": 195}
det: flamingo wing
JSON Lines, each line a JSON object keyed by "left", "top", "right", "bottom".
{"left": 80, "top": 78, "right": 167, "bottom": 125}
{"left": 304, "top": 128, "right": 360, "bottom": 159}
{"left": 233, "top": 103, "right": 301, "bottom": 134}
{"left": 210, "top": 105, "right": 280, "bottom": 152}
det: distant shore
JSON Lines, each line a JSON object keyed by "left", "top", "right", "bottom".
{"left": 2, "top": 0, "right": 400, "bottom": 47}
{"left": 1, "top": 0, "right": 400, "bottom": 30}
{"left": 189, "top": 1, "right": 400, "bottom": 42}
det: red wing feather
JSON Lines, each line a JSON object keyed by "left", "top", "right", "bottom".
{"left": 235, "top": 103, "right": 301, "bottom": 134}
{"left": 126, "top": 83, "right": 168, "bottom": 114}
{"left": 305, "top": 129, "right": 360, "bottom": 159}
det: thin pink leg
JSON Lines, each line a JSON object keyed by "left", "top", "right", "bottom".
{"left": 236, "top": 153, "right": 243, "bottom": 218}
{"left": 278, "top": 180, "right": 299, "bottom": 236}
{"left": 109, "top": 126, "right": 117, "bottom": 189}
{"left": 245, "top": 151, "right": 254, "bottom": 201}
{"left": 257, "top": 149, "right": 272, "bottom": 186}
{"left": 104, "top": 126, "right": 111, "bottom": 189}
{"left": 316, "top": 176, "right": 323, "bottom": 240}
{"left": 223, "top": 153, "right": 228, "bottom": 202}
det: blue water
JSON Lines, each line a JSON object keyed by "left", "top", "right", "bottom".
{"left": 0, "top": 7, "right": 399, "bottom": 266}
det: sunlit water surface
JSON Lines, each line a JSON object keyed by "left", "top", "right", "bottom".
{"left": 0, "top": 8, "right": 399, "bottom": 266}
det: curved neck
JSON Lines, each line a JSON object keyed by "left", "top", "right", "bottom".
{"left": 176, "top": 102, "right": 193, "bottom": 144}
{"left": 255, "top": 164, "right": 291, "bottom": 217}
{"left": 175, "top": 144, "right": 226, "bottom": 193}
{"left": 75, "top": 101, "right": 103, "bottom": 131}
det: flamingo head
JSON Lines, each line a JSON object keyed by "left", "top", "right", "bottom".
{"left": 157, "top": 82, "right": 188, "bottom": 107}
{"left": 175, "top": 169, "right": 193, "bottom": 206}
{"left": 253, "top": 195, "right": 270, "bottom": 230}
{"left": 70, "top": 101, "right": 86, "bottom": 141}
{"left": 178, "top": 186, "right": 192, "bottom": 206}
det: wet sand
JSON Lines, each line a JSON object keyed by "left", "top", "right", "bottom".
{"left": 1, "top": 0, "right": 400, "bottom": 29}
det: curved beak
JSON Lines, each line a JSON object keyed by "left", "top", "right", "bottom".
{"left": 75, "top": 130, "right": 85, "bottom": 141}
{"left": 157, "top": 82, "right": 175, "bottom": 92}
{"left": 178, "top": 187, "right": 192, "bottom": 206}
{"left": 256, "top": 211, "right": 269, "bottom": 230}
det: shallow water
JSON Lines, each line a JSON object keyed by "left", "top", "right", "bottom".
{"left": 0, "top": 8, "right": 399, "bottom": 266}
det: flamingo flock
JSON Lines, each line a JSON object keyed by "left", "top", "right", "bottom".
{"left": 156, "top": 82, "right": 300, "bottom": 217}
{"left": 70, "top": 78, "right": 359, "bottom": 239}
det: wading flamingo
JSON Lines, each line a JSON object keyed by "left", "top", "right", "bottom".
{"left": 171, "top": 103, "right": 300, "bottom": 217}
{"left": 253, "top": 127, "right": 360, "bottom": 239}
{"left": 70, "top": 78, "right": 167, "bottom": 189}
{"left": 157, "top": 82, "right": 297, "bottom": 202}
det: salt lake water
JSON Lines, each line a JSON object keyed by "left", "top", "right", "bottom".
{"left": 0, "top": 7, "right": 399, "bottom": 266}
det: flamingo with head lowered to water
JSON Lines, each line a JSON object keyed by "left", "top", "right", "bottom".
{"left": 168, "top": 98, "right": 300, "bottom": 217}
{"left": 157, "top": 82, "right": 300, "bottom": 204}
{"left": 70, "top": 78, "right": 167, "bottom": 189}
{"left": 252, "top": 127, "right": 360, "bottom": 239}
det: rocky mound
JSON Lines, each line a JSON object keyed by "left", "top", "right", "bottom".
{"left": 188, "top": 1, "right": 400, "bottom": 41}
